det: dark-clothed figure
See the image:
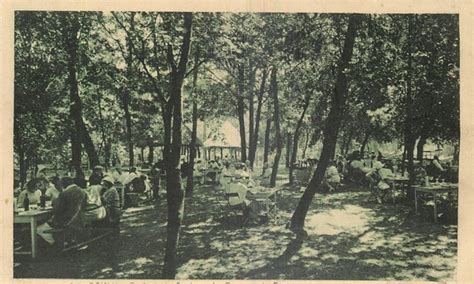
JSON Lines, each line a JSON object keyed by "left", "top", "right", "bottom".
{"left": 89, "top": 165, "right": 104, "bottom": 186}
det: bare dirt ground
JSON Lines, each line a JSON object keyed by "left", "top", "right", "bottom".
{"left": 14, "top": 175, "right": 457, "bottom": 281}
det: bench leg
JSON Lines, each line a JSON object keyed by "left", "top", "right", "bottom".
{"left": 30, "top": 218, "right": 38, "bottom": 259}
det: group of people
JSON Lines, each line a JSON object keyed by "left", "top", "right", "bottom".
{"left": 15, "top": 165, "right": 158, "bottom": 247}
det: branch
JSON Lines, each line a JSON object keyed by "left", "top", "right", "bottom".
{"left": 185, "top": 59, "right": 206, "bottom": 78}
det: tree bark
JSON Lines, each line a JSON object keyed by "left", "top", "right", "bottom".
{"left": 289, "top": 95, "right": 311, "bottom": 184}
{"left": 405, "top": 15, "right": 417, "bottom": 200}
{"left": 237, "top": 65, "right": 247, "bottom": 162}
{"left": 285, "top": 133, "right": 292, "bottom": 168}
{"left": 124, "top": 13, "right": 136, "bottom": 168}
{"left": 248, "top": 63, "right": 256, "bottom": 161}
{"left": 270, "top": 67, "right": 282, "bottom": 187}
{"left": 262, "top": 102, "right": 272, "bottom": 175}
{"left": 290, "top": 15, "right": 361, "bottom": 231}
{"left": 79, "top": 120, "right": 100, "bottom": 167}
{"left": 162, "top": 12, "right": 193, "bottom": 280}
{"left": 249, "top": 68, "right": 267, "bottom": 168}
{"left": 359, "top": 130, "right": 370, "bottom": 159}
{"left": 301, "top": 128, "right": 310, "bottom": 160}
{"left": 64, "top": 15, "right": 83, "bottom": 174}
{"left": 416, "top": 134, "right": 426, "bottom": 162}
{"left": 186, "top": 48, "right": 200, "bottom": 198}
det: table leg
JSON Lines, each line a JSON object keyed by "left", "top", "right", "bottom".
{"left": 414, "top": 188, "right": 418, "bottom": 214}
{"left": 30, "top": 217, "right": 38, "bottom": 259}
{"left": 433, "top": 193, "right": 438, "bottom": 223}
{"left": 121, "top": 187, "right": 125, "bottom": 208}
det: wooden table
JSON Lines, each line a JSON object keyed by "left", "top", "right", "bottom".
{"left": 386, "top": 176, "right": 410, "bottom": 203}
{"left": 413, "top": 183, "right": 458, "bottom": 223}
{"left": 14, "top": 208, "right": 53, "bottom": 259}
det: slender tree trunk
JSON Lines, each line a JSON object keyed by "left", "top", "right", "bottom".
{"left": 290, "top": 15, "right": 361, "bottom": 231}
{"left": 301, "top": 128, "right": 310, "bottom": 160}
{"left": 123, "top": 13, "right": 136, "bottom": 168}
{"left": 270, "top": 67, "right": 282, "bottom": 187}
{"left": 249, "top": 68, "right": 267, "bottom": 168}
{"left": 18, "top": 147, "right": 27, "bottom": 186}
{"left": 104, "top": 141, "right": 111, "bottom": 169}
{"left": 64, "top": 16, "right": 83, "bottom": 174}
{"left": 359, "top": 130, "right": 370, "bottom": 159}
{"left": 289, "top": 95, "right": 311, "bottom": 184}
{"left": 405, "top": 15, "right": 417, "bottom": 200}
{"left": 148, "top": 144, "right": 154, "bottom": 165}
{"left": 262, "top": 103, "right": 272, "bottom": 175}
{"left": 80, "top": 122, "right": 99, "bottom": 167}
{"left": 285, "top": 133, "right": 292, "bottom": 168}
{"left": 416, "top": 134, "right": 426, "bottom": 162}
{"left": 343, "top": 129, "right": 353, "bottom": 156}
{"left": 248, "top": 63, "right": 255, "bottom": 161}
{"left": 186, "top": 49, "right": 200, "bottom": 197}
{"left": 162, "top": 13, "right": 192, "bottom": 279}
{"left": 237, "top": 65, "right": 247, "bottom": 162}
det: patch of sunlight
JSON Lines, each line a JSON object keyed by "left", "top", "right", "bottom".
{"left": 125, "top": 206, "right": 153, "bottom": 213}
{"left": 133, "top": 257, "right": 153, "bottom": 266}
{"left": 362, "top": 258, "right": 384, "bottom": 266}
{"left": 300, "top": 246, "right": 319, "bottom": 258}
{"left": 100, "top": 267, "right": 113, "bottom": 273}
{"left": 186, "top": 220, "right": 217, "bottom": 229}
{"left": 306, "top": 205, "right": 370, "bottom": 236}
{"left": 125, "top": 268, "right": 145, "bottom": 275}
{"left": 177, "top": 258, "right": 219, "bottom": 278}
{"left": 427, "top": 269, "right": 452, "bottom": 280}
{"left": 320, "top": 253, "right": 339, "bottom": 263}
{"left": 184, "top": 227, "right": 209, "bottom": 234}
{"left": 385, "top": 259, "right": 410, "bottom": 268}
{"left": 127, "top": 222, "right": 147, "bottom": 228}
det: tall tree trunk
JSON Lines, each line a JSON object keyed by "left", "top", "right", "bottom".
{"left": 18, "top": 147, "right": 27, "bottom": 186}
{"left": 237, "top": 65, "right": 247, "bottom": 162}
{"left": 249, "top": 68, "right": 267, "bottom": 168}
{"left": 64, "top": 16, "right": 83, "bottom": 175}
{"left": 186, "top": 48, "right": 200, "bottom": 197}
{"left": 148, "top": 144, "right": 154, "bottom": 165}
{"left": 290, "top": 15, "right": 361, "bottom": 231}
{"left": 289, "top": 95, "right": 311, "bottom": 184}
{"left": 359, "top": 130, "right": 370, "bottom": 159}
{"left": 416, "top": 134, "right": 426, "bottom": 162}
{"left": 262, "top": 103, "right": 272, "bottom": 175}
{"left": 343, "top": 129, "right": 353, "bottom": 156}
{"left": 79, "top": 120, "right": 100, "bottom": 167}
{"left": 302, "top": 128, "right": 310, "bottom": 160}
{"left": 162, "top": 12, "right": 192, "bottom": 279}
{"left": 248, "top": 63, "right": 256, "bottom": 161}
{"left": 104, "top": 141, "right": 111, "bottom": 169}
{"left": 285, "top": 133, "right": 292, "bottom": 168}
{"left": 405, "top": 15, "right": 417, "bottom": 200}
{"left": 124, "top": 13, "right": 136, "bottom": 168}
{"left": 270, "top": 67, "right": 282, "bottom": 187}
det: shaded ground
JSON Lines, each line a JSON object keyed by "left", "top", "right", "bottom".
{"left": 14, "top": 172, "right": 457, "bottom": 280}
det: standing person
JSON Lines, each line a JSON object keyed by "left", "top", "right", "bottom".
{"left": 101, "top": 176, "right": 121, "bottom": 227}
{"left": 324, "top": 161, "right": 341, "bottom": 192}
{"left": 149, "top": 163, "right": 161, "bottom": 200}
{"left": 89, "top": 165, "right": 104, "bottom": 186}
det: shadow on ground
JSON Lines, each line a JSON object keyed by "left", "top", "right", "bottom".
{"left": 14, "top": 175, "right": 457, "bottom": 281}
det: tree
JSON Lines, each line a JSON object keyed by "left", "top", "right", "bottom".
{"left": 290, "top": 14, "right": 362, "bottom": 231}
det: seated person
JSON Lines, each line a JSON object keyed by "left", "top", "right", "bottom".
{"left": 44, "top": 176, "right": 63, "bottom": 205}
{"left": 89, "top": 165, "right": 104, "bottom": 186}
{"left": 347, "top": 159, "right": 367, "bottom": 184}
{"left": 324, "top": 161, "right": 341, "bottom": 192}
{"left": 365, "top": 161, "right": 390, "bottom": 204}
{"left": 414, "top": 163, "right": 428, "bottom": 185}
{"left": 429, "top": 155, "right": 446, "bottom": 180}
{"left": 82, "top": 184, "right": 107, "bottom": 225}
{"left": 193, "top": 159, "right": 206, "bottom": 184}
{"left": 225, "top": 182, "right": 261, "bottom": 225}
{"left": 37, "top": 177, "right": 87, "bottom": 245}
{"left": 17, "top": 179, "right": 43, "bottom": 209}
{"left": 100, "top": 175, "right": 121, "bottom": 227}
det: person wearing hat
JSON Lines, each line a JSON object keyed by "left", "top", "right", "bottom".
{"left": 101, "top": 175, "right": 121, "bottom": 227}
{"left": 89, "top": 165, "right": 105, "bottom": 186}
{"left": 44, "top": 176, "right": 63, "bottom": 204}
{"left": 366, "top": 161, "right": 390, "bottom": 203}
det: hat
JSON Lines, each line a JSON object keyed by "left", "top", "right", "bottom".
{"left": 102, "top": 175, "right": 115, "bottom": 184}
{"left": 93, "top": 165, "right": 104, "bottom": 170}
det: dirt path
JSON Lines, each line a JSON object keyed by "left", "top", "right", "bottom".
{"left": 15, "top": 182, "right": 457, "bottom": 281}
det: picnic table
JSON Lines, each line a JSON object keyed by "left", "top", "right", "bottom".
{"left": 385, "top": 175, "right": 410, "bottom": 202}
{"left": 14, "top": 206, "right": 53, "bottom": 259}
{"left": 413, "top": 183, "right": 458, "bottom": 223}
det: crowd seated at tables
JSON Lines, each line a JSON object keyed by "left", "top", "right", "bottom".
{"left": 14, "top": 164, "right": 160, "bottom": 248}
